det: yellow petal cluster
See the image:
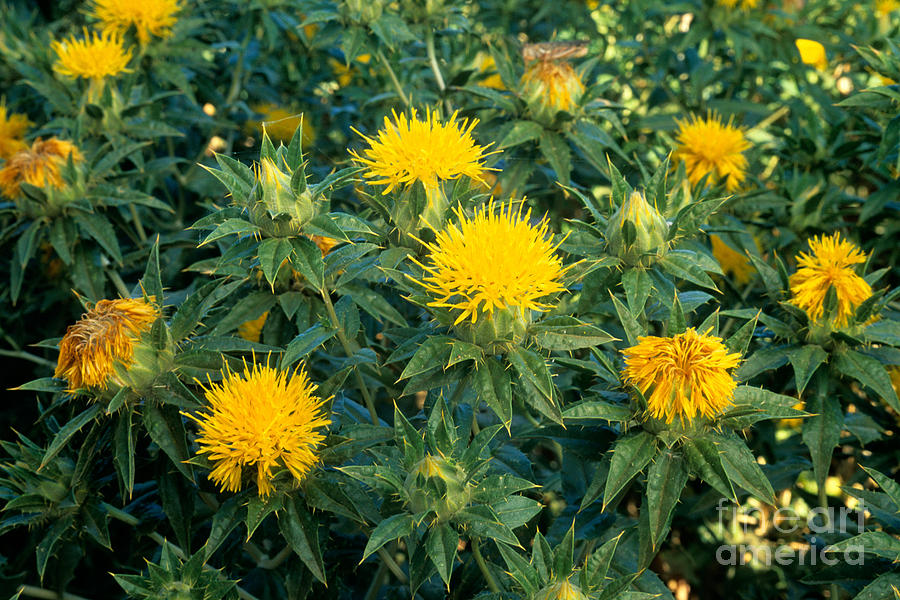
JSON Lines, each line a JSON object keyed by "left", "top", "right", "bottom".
{"left": 789, "top": 233, "right": 872, "bottom": 328}
{"left": 795, "top": 39, "right": 827, "bottom": 71}
{"left": 89, "top": 0, "right": 181, "bottom": 44}
{"left": 474, "top": 53, "right": 505, "bottom": 90}
{"left": 237, "top": 312, "right": 269, "bottom": 344}
{"left": 520, "top": 59, "right": 585, "bottom": 113}
{"left": 186, "top": 361, "right": 330, "bottom": 496}
{"left": 55, "top": 298, "right": 160, "bottom": 391}
{"left": 716, "top": 0, "right": 762, "bottom": 9}
{"left": 673, "top": 113, "right": 750, "bottom": 193}
{"left": 52, "top": 29, "right": 133, "bottom": 80}
{"left": 877, "top": 0, "right": 900, "bottom": 16}
{"left": 0, "top": 137, "right": 82, "bottom": 199}
{"left": 0, "top": 103, "right": 31, "bottom": 161}
{"left": 710, "top": 234, "right": 755, "bottom": 286}
{"left": 247, "top": 103, "right": 315, "bottom": 146}
{"left": 350, "top": 108, "right": 493, "bottom": 195}
{"left": 412, "top": 200, "right": 567, "bottom": 325}
{"left": 622, "top": 328, "right": 741, "bottom": 424}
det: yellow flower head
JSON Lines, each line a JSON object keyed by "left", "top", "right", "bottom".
{"left": 55, "top": 298, "right": 160, "bottom": 391}
{"left": 474, "top": 53, "right": 505, "bottom": 90}
{"left": 622, "top": 328, "right": 742, "bottom": 424}
{"left": 350, "top": 108, "right": 494, "bottom": 195}
{"left": 89, "top": 0, "right": 181, "bottom": 44}
{"left": 0, "top": 137, "right": 82, "bottom": 199}
{"left": 0, "top": 103, "right": 31, "bottom": 161}
{"left": 877, "top": 0, "right": 900, "bottom": 16}
{"left": 789, "top": 233, "right": 872, "bottom": 328}
{"left": 673, "top": 113, "right": 750, "bottom": 193}
{"left": 539, "top": 580, "right": 588, "bottom": 600}
{"left": 716, "top": 0, "right": 761, "bottom": 9}
{"left": 237, "top": 311, "right": 269, "bottom": 344}
{"left": 186, "top": 361, "right": 331, "bottom": 496}
{"left": 412, "top": 200, "right": 567, "bottom": 325}
{"left": 710, "top": 234, "right": 754, "bottom": 286}
{"left": 247, "top": 103, "right": 315, "bottom": 146}
{"left": 520, "top": 59, "right": 585, "bottom": 113}
{"left": 795, "top": 39, "right": 827, "bottom": 71}
{"left": 52, "top": 29, "right": 133, "bottom": 80}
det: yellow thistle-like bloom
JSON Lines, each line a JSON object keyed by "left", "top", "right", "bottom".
{"left": 412, "top": 200, "right": 566, "bottom": 325}
{"left": 710, "top": 234, "right": 755, "bottom": 286}
{"left": 55, "top": 298, "right": 159, "bottom": 391}
{"left": 350, "top": 108, "right": 494, "bottom": 196}
{"left": 89, "top": 0, "right": 181, "bottom": 44}
{"left": 520, "top": 60, "right": 585, "bottom": 113}
{"left": 247, "top": 103, "right": 315, "bottom": 146}
{"left": 538, "top": 580, "right": 588, "bottom": 600}
{"left": 795, "top": 39, "right": 827, "bottom": 71}
{"left": 328, "top": 53, "right": 372, "bottom": 87}
{"left": 474, "top": 53, "right": 505, "bottom": 90}
{"left": 716, "top": 0, "right": 761, "bottom": 9}
{"left": 622, "top": 328, "right": 742, "bottom": 425}
{"left": 52, "top": 29, "right": 133, "bottom": 80}
{"left": 185, "top": 361, "right": 331, "bottom": 496}
{"left": 237, "top": 312, "right": 269, "bottom": 344}
{"left": 673, "top": 113, "right": 750, "bottom": 193}
{"left": 877, "top": 0, "right": 899, "bottom": 15}
{"left": 789, "top": 233, "right": 872, "bottom": 328}
{"left": 0, "top": 104, "right": 31, "bottom": 161}
{"left": 0, "top": 137, "right": 82, "bottom": 199}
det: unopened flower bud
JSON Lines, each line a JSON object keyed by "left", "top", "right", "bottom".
{"left": 605, "top": 190, "right": 669, "bottom": 266}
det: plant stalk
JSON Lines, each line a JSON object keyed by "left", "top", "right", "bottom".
{"left": 376, "top": 49, "right": 411, "bottom": 106}
{"left": 471, "top": 537, "right": 500, "bottom": 593}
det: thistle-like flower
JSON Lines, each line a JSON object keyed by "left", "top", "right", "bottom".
{"left": 716, "top": 0, "right": 761, "bottom": 9}
{"left": 237, "top": 312, "right": 269, "bottom": 344}
{"left": 622, "top": 328, "right": 742, "bottom": 425}
{"left": 350, "top": 108, "right": 493, "bottom": 196}
{"left": 710, "top": 234, "right": 754, "bottom": 286}
{"left": 52, "top": 29, "right": 133, "bottom": 80}
{"left": 520, "top": 59, "right": 585, "bottom": 114}
{"left": 673, "top": 113, "right": 750, "bottom": 192}
{"left": 412, "top": 200, "right": 567, "bottom": 327}
{"left": 605, "top": 190, "right": 669, "bottom": 266}
{"left": 0, "top": 103, "right": 31, "bottom": 161}
{"left": 0, "top": 137, "right": 82, "bottom": 199}
{"left": 789, "top": 233, "right": 872, "bottom": 328}
{"left": 89, "top": 0, "right": 181, "bottom": 44}
{"left": 795, "top": 39, "right": 827, "bottom": 71}
{"left": 55, "top": 298, "right": 160, "bottom": 391}
{"left": 185, "top": 361, "right": 331, "bottom": 497}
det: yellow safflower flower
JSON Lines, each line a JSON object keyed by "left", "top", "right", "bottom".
{"left": 520, "top": 59, "right": 585, "bottom": 113}
{"left": 52, "top": 29, "right": 133, "bottom": 80}
{"left": 795, "top": 39, "right": 827, "bottom": 71}
{"left": 0, "top": 103, "right": 31, "bottom": 161}
{"left": 89, "top": 0, "right": 181, "bottom": 44}
{"left": 716, "top": 0, "right": 762, "bottom": 9}
{"left": 673, "top": 113, "right": 750, "bottom": 192}
{"left": 237, "top": 312, "right": 269, "bottom": 344}
{"left": 0, "top": 137, "right": 82, "bottom": 199}
{"left": 710, "top": 234, "right": 755, "bottom": 286}
{"left": 247, "top": 103, "right": 315, "bottom": 146}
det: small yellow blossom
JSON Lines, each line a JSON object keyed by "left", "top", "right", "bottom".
{"left": 89, "top": 0, "right": 181, "bottom": 44}
{"left": 0, "top": 103, "right": 31, "bottom": 160}
{"left": 622, "top": 328, "right": 742, "bottom": 424}
{"left": 789, "top": 233, "right": 872, "bottom": 328}
{"left": 795, "top": 39, "right": 827, "bottom": 71}
{"left": 876, "top": 0, "right": 899, "bottom": 16}
{"left": 247, "top": 103, "right": 315, "bottom": 146}
{"left": 673, "top": 113, "right": 750, "bottom": 192}
{"left": 474, "top": 53, "right": 505, "bottom": 89}
{"left": 237, "top": 312, "right": 269, "bottom": 344}
{"left": 0, "top": 137, "right": 82, "bottom": 199}
{"left": 52, "top": 29, "right": 133, "bottom": 80}
{"left": 185, "top": 360, "right": 330, "bottom": 496}
{"left": 55, "top": 298, "right": 159, "bottom": 391}
{"left": 520, "top": 60, "right": 585, "bottom": 113}
{"left": 716, "top": 0, "right": 761, "bottom": 9}
{"left": 710, "top": 234, "right": 755, "bottom": 286}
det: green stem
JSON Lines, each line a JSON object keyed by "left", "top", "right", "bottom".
{"left": 425, "top": 29, "right": 449, "bottom": 114}
{"left": 17, "top": 586, "right": 91, "bottom": 600}
{"left": 0, "top": 349, "right": 56, "bottom": 369}
{"left": 471, "top": 537, "right": 500, "bottom": 593}
{"left": 129, "top": 203, "right": 148, "bottom": 243}
{"left": 108, "top": 269, "right": 131, "bottom": 298}
{"left": 376, "top": 49, "right": 411, "bottom": 106}
{"left": 363, "top": 561, "right": 388, "bottom": 600}
{"left": 320, "top": 289, "right": 380, "bottom": 425}
{"left": 376, "top": 547, "right": 408, "bottom": 584}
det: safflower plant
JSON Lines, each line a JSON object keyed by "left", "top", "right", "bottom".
{"left": 1, "top": 1, "right": 900, "bottom": 599}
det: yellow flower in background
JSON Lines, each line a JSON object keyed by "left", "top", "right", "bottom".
{"left": 237, "top": 311, "right": 269, "bottom": 344}
{"left": 716, "top": 0, "right": 761, "bottom": 9}
{"left": 622, "top": 328, "right": 742, "bottom": 425}
{"left": 673, "top": 113, "right": 750, "bottom": 192}
{"left": 329, "top": 53, "right": 372, "bottom": 87}
{"left": 185, "top": 360, "right": 331, "bottom": 496}
{"left": 0, "top": 104, "right": 31, "bottom": 161}
{"left": 412, "top": 200, "right": 566, "bottom": 325}
{"left": 89, "top": 0, "right": 181, "bottom": 44}
{"left": 474, "top": 53, "right": 505, "bottom": 89}
{"left": 876, "top": 0, "right": 899, "bottom": 16}
{"left": 789, "top": 233, "right": 872, "bottom": 328}
{"left": 350, "top": 108, "right": 494, "bottom": 196}
{"left": 795, "top": 39, "right": 827, "bottom": 71}
{"left": 52, "top": 29, "right": 133, "bottom": 80}
{"left": 520, "top": 60, "right": 585, "bottom": 113}
{"left": 0, "top": 137, "right": 82, "bottom": 198}
{"left": 710, "top": 234, "right": 755, "bottom": 286}
{"left": 55, "top": 298, "right": 159, "bottom": 391}
{"left": 247, "top": 103, "right": 315, "bottom": 146}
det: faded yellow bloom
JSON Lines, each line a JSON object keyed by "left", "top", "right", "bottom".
{"left": 795, "top": 39, "right": 827, "bottom": 71}
{"left": 247, "top": 103, "right": 315, "bottom": 146}
{"left": 52, "top": 29, "right": 133, "bottom": 80}
{"left": 520, "top": 60, "right": 585, "bottom": 113}
{"left": 89, "top": 0, "right": 181, "bottom": 44}
{"left": 350, "top": 108, "right": 494, "bottom": 196}
{"left": 876, "top": 0, "right": 899, "bottom": 16}
{"left": 0, "top": 137, "right": 82, "bottom": 199}
{"left": 0, "top": 103, "right": 31, "bottom": 160}
{"left": 185, "top": 360, "right": 331, "bottom": 496}
{"left": 55, "top": 298, "right": 160, "bottom": 391}
{"left": 673, "top": 113, "right": 750, "bottom": 192}
{"left": 412, "top": 200, "right": 567, "bottom": 325}
{"left": 710, "top": 234, "right": 755, "bottom": 286}
{"left": 474, "top": 53, "right": 505, "bottom": 89}
{"left": 622, "top": 328, "right": 742, "bottom": 424}
{"left": 716, "top": 0, "right": 761, "bottom": 9}
{"left": 237, "top": 312, "right": 269, "bottom": 344}
{"left": 789, "top": 233, "right": 872, "bottom": 328}
{"left": 329, "top": 53, "right": 372, "bottom": 87}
